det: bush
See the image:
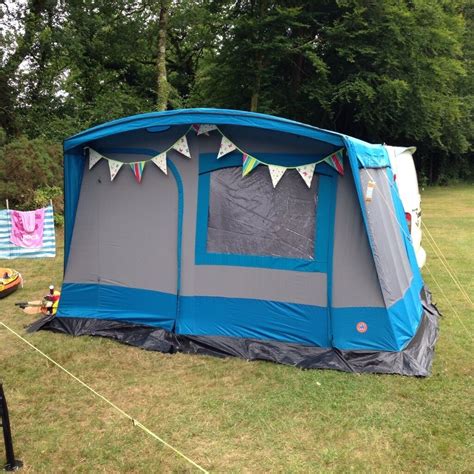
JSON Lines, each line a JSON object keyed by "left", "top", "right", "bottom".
{"left": 0, "top": 137, "right": 63, "bottom": 215}
{"left": 33, "top": 186, "right": 64, "bottom": 226}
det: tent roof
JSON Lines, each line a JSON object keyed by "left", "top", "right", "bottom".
{"left": 64, "top": 108, "right": 389, "bottom": 168}
{"left": 64, "top": 108, "right": 346, "bottom": 150}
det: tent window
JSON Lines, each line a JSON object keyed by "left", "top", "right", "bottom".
{"left": 206, "top": 166, "right": 318, "bottom": 260}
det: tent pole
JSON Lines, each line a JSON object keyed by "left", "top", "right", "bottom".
{"left": 0, "top": 384, "right": 23, "bottom": 471}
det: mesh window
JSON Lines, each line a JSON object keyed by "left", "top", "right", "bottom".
{"left": 207, "top": 166, "right": 318, "bottom": 259}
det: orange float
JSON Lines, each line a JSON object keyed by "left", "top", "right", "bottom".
{"left": 0, "top": 268, "right": 22, "bottom": 299}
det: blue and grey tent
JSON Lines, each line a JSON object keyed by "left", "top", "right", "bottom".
{"left": 37, "top": 109, "right": 439, "bottom": 376}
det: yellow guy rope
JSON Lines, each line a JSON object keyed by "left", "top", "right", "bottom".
{"left": 360, "top": 167, "right": 472, "bottom": 338}
{"left": 421, "top": 222, "right": 473, "bottom": 307}
{"left": 423, "top": 265, "right": 473, "bottom": 341}
{"left": 0, "top": 322, "right": 209, "bottom": 474}
{"left": 363, "top": 166, "right": 473, "bottom": 309}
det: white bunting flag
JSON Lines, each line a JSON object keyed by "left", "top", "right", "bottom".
{"left": 198, "top": 124, "right": 217, "bottom": 135}
{"left": 108, "top": 159, "right": 123, "bottom": 181}
{"left": 89, "top": 148, "right": 103, "bottom": 170}
{"left": 172, "top": 136, "right": 191, "bottom": 158}
{"left": 151, "top": 153, "right": 167, "bottom": 175}
{"left": 268, "top": 165, "right": 286, "bottom": 188}
{"left": 297, "top": 163, "right": 316, "bottom": 188}
{"left": 217, "top": 135, "right": 237, "bottom": 159}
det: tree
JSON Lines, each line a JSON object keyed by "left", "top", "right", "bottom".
{"left": 0, "top": 0, "right": 471, "bottom": 184}
{"left": 156, "top": 0, "right": 171, "bottom": 111}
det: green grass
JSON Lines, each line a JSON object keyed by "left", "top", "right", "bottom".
{"left": 1, "top": 185, "right": 473, "bottom": 472}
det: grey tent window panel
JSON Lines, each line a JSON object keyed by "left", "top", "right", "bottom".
{"left": 206, "top": 166, "right": 318, "bottom": 259}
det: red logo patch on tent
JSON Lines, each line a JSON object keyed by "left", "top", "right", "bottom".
{"left": 356, "top": 322, "right": 368, "bottom": 333}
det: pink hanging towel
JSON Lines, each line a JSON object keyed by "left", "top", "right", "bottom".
{"left": 10, "top": 208, "right": 46, "bottom": 248}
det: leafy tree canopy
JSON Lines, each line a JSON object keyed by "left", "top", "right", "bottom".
{"left": 0, "top": 0, "right": 472, "bottom": 184}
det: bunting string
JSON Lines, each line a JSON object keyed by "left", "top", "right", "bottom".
{"left": 85, "top": 126, "right": 192, "bottom": 182}
{"left": 212, "top": 126, "right": 345, "bottom": 188}
{"left": 86, "top": 123, "right": 345, "bottom": 187}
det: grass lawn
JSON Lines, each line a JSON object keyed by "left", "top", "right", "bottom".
{"left": 0, "top": 185, "right": 472, "bottom": 472}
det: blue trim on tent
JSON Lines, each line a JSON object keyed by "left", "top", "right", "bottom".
{"left": 58, "top": 281, "right": 419, "bottom": 351}
{"left": 388, "top": 279, "right": 424, "bottom": 350}
{"left": 64, "top": 109, "right": 345, "bottom": 151}
{"left": 57, "top": 283, "right": 177, "bottom": 331}
{"left": 167, "top": 158, "right": 184, "bottom": 329}
{"left": 94, "top": 146, "right": 159, "bottom": 156}
{"left": 64, "top": 151, "right": 85, "bottom": 269}
{"left": 384, "top": 167, "right": 424, "bottom": 347}
{"left": 331, "top": 306, "right": 396, "bottom": 351}
{"left": 167, "top": 158, "right": 184, "bottom": 295}
{"left": 195, "top": 161, "right": 337, "bottom": 273}
{"left": 176, "top": 294, "right": 329, "bottom": 346}
{"left": 57, "top": 277, "right": 423, "bottom": 351}
{"left": 325, "top": 174, "right": 338, "bottom": 346}
{"left": 57, "top": 283, "right": 329, "bottom": 346}
{"left": 343, "top": 136, "right": 390, "bottom": 168}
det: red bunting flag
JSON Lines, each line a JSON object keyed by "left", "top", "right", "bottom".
{"left": 130, "top": 161, "right": 146, "bottom": 183}
{"left": 325, "top": 150, "right": 344, "bottom": 175}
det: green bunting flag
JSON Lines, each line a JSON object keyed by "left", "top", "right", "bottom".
{"left": 242, "top": 153, "right": 260, "bottom": 176}
{"left": 216, "top": 128, "right": 345, "bottom": 184}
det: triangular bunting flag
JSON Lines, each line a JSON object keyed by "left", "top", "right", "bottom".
{"left": 325, "top": 149, "right": 344, "bottom": 175}
{"left": 297, "top": 163, "right": 316, "bottom": 188}
{"left": 89, "top": 148, "right": 103, "bottom": 170}
{"left": 108, "top": 159, "right": 123, "bottom": 181}
{"left": 151, "top": 153, "right": 167, "bottom": 175}
{"left": 242, "top": 153, "right": 259, "bottom": 176}
{"left": 130, "top": 161, "right": 146, "bottom": 183}
{"left": 192, "top": 124, "right": 200, "bottom": 133}
{"left": 217, "top": 135, "right": 237, "bottom": 159}
{"left": 172, "top": 136, "right": 191, "bottom": 158}
{"left": 268, "top": 165, "right": 286, "bottom": 188}
{"left": 196, "top": 124, "right": 217, "bottom": 136}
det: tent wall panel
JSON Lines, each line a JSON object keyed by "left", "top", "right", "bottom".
{"left": 58, "top": 283, "right": 177, "bottom": 330}
{"left": 176, "top": 295, "right": 329, "bottom": 346}
{"left": 331, "top": 160, "right": 385, "bottom": 308}
{"left": 175, "top": 132, "right": 330, "bottom": 305}
{"left": 183, "top": 267, "right": 327, "bottom": 306}
{"left": 331, "top": 306, "right": 398, "bottom": 351}
{"left": 359, "top": 168, "right": 413, "bottom": 306}
{"left": 64, "top": 151, "right": 85, "bottom": 267}
{"left": 64, "top": 151, "right": 179, "bottom": 295}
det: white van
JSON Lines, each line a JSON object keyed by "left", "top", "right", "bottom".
{"left": 385, "top": 146, "right": 427, "bottom": 268}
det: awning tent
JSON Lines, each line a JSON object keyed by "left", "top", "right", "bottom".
{"left": 38, "top": 108, "right": 439, "bottom": 375}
